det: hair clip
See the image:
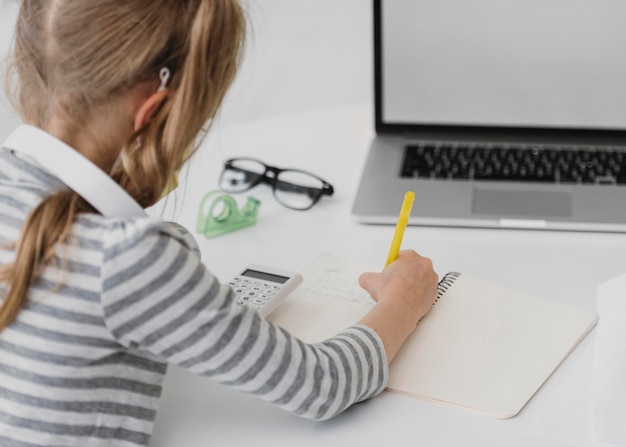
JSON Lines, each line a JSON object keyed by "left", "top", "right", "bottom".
{"left": 158, "top": 67, "right": 171, "bottom": 92}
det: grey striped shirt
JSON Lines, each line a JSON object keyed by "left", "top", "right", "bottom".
{"left": 0, "top": 144, "right": 388, "bottom": 446}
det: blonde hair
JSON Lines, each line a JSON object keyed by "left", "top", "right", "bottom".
{"left": 0, "top": 0, "right": 246, "bottom": 330}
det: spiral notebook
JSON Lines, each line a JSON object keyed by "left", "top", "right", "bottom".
{"left": 268, "top": 253, "right": 598, "bottom": 418}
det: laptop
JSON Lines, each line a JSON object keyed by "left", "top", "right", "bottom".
{"left": 352, "top": 0, "right": 626, "bottom": 232}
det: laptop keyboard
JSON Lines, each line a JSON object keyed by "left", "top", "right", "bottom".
{"left": 401, "top": 143, "right": 626, "bottom": 185}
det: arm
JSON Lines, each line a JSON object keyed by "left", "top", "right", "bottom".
{"left": 100, "top": 220, "right": 388, "bottom": 421}
{"left": 358, "top": 249, "right": 439, "bottom": 363}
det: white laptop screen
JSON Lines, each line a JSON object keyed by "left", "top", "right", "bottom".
{"left": 381, "top": 0, "right": 626, "bottom": 131}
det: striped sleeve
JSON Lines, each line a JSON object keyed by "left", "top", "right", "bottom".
{"left": 100, "top": 220, "right": 388, "bottom": 420}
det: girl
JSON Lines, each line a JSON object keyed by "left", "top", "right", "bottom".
{"left": 0, "top": 1, "right": 438, "bottom": 446}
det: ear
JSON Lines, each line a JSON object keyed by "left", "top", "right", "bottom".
{"left": 134, "top": 89, "right": 169, "bottom": 132}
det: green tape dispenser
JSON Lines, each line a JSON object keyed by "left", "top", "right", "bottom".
{"left": 197, "top": 190, "right": 261, "bottom": 238}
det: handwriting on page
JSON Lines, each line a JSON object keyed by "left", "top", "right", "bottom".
{"left": 298, "top": 267, "right": 375, "bottom": 307}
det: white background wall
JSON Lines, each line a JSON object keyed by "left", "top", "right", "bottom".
{"left": 0, "top": 0, "right": 373, "bottom": 140}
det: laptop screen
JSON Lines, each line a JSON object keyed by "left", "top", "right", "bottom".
{"left": 378, "top": 0, "right": 626, "bottom": 134}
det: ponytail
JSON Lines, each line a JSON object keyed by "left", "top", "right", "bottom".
{"left": 0, "top": 191, "right": 91, "bottom": 330}
{"left": 113, "top": 0, "right": 245, "bottom": 207}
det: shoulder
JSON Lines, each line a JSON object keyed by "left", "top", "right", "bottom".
{"left": 73, "top": 214, "right": 199, "bottom": 261}
{"left": 86, "top": 214, "right": 208, "bottom": 313}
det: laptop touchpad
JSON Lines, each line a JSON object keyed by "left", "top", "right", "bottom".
{"left": 472, "top": 188, "right": 572, "bottom": 217}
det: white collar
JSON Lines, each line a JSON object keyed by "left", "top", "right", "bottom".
{"left": 2, "top": 124, "right": 146, "bottom": 218}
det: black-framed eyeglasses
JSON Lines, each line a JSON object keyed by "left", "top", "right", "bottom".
{"left": 219, "top": 157, "right": 334, "bottom": 210}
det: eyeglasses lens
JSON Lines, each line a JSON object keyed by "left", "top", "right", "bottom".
{"left": 220, "top": 159, "right": 266, "bottom": 193}
{"left": 274, "top": 170, "right": 324, "bottom": 210}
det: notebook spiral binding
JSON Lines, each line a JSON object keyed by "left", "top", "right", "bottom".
{"left": 417, "top": 271, "right": 461, "bottom": 323}
{"left": 436, "top": 271, "right": 462, "bottom": 303}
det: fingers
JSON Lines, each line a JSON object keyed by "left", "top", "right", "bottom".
{"left": 359, "top": 249, "right": 438, "bottom": 309}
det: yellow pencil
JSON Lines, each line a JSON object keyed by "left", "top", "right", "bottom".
{"left": 384, "top": 191, "right": 415, "bottom": 268}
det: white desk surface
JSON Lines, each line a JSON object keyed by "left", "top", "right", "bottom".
{"left": 149, "top": 105, "right": 625, "bottom": 447}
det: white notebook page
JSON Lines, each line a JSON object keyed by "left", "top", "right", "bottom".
{"left": 269, "top": 252, "right": 597, "bottom": 418}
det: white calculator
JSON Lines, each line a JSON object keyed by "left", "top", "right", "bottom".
{"left": 228, "top": 265, "right": 303, "bottom": 317}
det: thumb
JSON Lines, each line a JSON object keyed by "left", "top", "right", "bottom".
{"left": 358, "top": 271, "right": 378, "bottom": 295}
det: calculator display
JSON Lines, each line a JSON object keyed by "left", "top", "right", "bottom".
{"left": 241, "top": 269, "right": 289, "bottom": 284}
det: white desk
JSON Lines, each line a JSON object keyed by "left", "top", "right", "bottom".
{"left": 149, "top": 105, "right": 624, "bottom": 447}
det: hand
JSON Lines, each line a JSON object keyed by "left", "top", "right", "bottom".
{"left": 360, "top": 249, "right": 438, "bottom": 323}
{"left": 357, "top": 249, "right": 439, "bottom": 362}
